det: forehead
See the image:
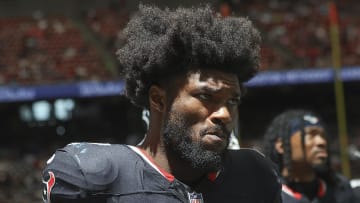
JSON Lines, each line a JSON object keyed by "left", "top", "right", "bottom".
{"left": 304, "top": 126, "right": 325, "bottom": 135}
{"left": 290, "top": 126, "right": 326, "bottom": 142}
{"left": 185, "top": 69, "right": 240, "bottom": 90}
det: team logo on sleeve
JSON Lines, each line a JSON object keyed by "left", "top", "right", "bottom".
{"left": 42, "top": 171, "right": 56, "bottom": 203}
{"left": 187, "top": 192, "right": 204, "bottom": 203}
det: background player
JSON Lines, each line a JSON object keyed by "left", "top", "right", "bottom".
{"left": 263, "top": 109, "right": 356, "bottom": 202}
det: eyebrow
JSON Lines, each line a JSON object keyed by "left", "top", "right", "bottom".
{"left": 199, "top": 86, "right": 242, "bottom": 98}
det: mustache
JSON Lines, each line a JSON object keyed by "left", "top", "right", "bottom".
{"left": 200, "top": 125, "right": 231, "bottom": 139}
{"left": 314, "top": 149, "right": 328, "bottom": 154}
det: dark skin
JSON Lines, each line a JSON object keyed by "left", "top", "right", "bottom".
{"left": 139, "top": 68, "right": 241, "bottom": 184}
{"left": 52, "top": 69, "right": 282, "bottom": 203}
{"left": 52, "top": 68, "right": 241, "bottom": 202}
{"left": 275, "top": 126, "right": 328, "bottom": 182}
{"left": 274, "top": 125, "right": 328, "bottom": 201}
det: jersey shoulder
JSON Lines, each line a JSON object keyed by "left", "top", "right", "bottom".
{"left": 42, "top": 143, "right": 134, "bottom": 201}
{"left": 203, "top": 148, "right": 282, "bottom": 202}
{"left": 228, "top": 148, "right": 278, "bottom": 173}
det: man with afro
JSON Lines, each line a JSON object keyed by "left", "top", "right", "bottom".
{"left": 42, "top": 4, "right": 282, "bottom": 203}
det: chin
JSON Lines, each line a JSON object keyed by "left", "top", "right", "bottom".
{"left": 312, "top": 162, "right": 329, "bottom": 173}
{"left": 203, "top": 143, "right": 228, "bottom": 154}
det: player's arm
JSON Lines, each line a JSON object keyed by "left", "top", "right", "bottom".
{"left": 42, "top": 177, "right": 106, "bottom": 203}
{"left": 42, "top": 143, "right": 118, "bottom": 203}
{"left": 42, "top": 167, "right": 93, "bottom": 203}
{"left": 42, "top": 146, "right": 108, "bottom": 202}
{"left": 51, "top": 196, "right": 106, "bottom": 203}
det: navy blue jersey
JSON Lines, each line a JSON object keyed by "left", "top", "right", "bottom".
{"left": 42, "top": 143, "right": 282, "bottom": 203}
{"left": 281, "top": 175, "right": 356, "bottom": 203}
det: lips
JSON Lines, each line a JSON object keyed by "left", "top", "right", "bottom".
{"left": 205, "top": 134, "right": 224, "bottom": 142}
{"left": 202, "top": 125, "right": 230, "bottom": 139}
{"left": 315, "top": 150, "right": 328, "bottom": 158}
{"left": 201, "top": 130, "right": 229, "bottom": 152}
{"left": 205, "top": 131, "right": 226, "bottom": 139}
{"left": 202, "top": 133, "right": 226, "bottom": 150}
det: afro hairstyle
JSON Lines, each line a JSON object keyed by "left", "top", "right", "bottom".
{"left": 117, "top": 4, "right": 261, "bottom": 108}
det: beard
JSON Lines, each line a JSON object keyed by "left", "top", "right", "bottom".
{"left": 312, "top": 158, "right": 330, "bottom": 174}
{"left": 162, "top": 112, "right": 226, "bottom": 172}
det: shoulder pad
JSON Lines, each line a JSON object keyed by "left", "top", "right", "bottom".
{"left": 227, "top": 148, "right": 282, "bottom": 183}
{"left": 43, "top": 142, "right": 126, "bottom": 191}
{"left": 240, "top": 147, "right": 266, "bottom": 157}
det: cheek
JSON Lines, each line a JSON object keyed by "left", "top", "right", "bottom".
{"left": 291, "top": 146, "right": 304, "bottom": 160}
{"left": 305, "top": 143, "right": 316, "bottom": 159}
{"left": 172, "top": 98, "right": 209, "bottom": 125}
{"left": 290, "top": 135, "right": 305, "bottom": 160}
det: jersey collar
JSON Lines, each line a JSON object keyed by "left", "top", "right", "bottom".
{"left": 282, "top": 178, "right": 327, "bottom": 200}
{"left": 129, "top": 145, "right": 220, "bottom": 183}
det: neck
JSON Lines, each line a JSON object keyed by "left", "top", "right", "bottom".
{"left": 287, "top": 178, "right": 320, "bottom": 201}
{"left": 140, "top": 141, "right": 207, "bottom": 185}
{"left": 282, "top": 165, "right": 316, "bottom": 182}
{"left": 139, "top": 128, "right": 206, "bottom": 185}
{"left": 139, "top": 110, "right": 212, "bottom": 185}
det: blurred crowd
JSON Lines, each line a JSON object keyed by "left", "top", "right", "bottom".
{"left": 0, "top": 146, "right": 54, "bottom": 203}
{"left": 1, "top": 0, "right": 360, "bottom": 202}
{"left": 224, "top": 0, "right": 360, "bottom": 70}
{"left": 0, "top": 0, "right": 360, "bottom": 85}
{"left": 0, "top": 13, "right": 113, "bottom": 85}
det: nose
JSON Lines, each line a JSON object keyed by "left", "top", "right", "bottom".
{"left": 314, "top": 135, "right": 327, "bottom": 149}
{"left": 210, "top": 105, "right": 233, "bottom": 126}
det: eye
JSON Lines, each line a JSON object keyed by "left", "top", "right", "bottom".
{"left": 227, "top": 97, "right": 241, "bottom": 106}
{"left": 197, "top": 93, "right": 212, "bottom": 101}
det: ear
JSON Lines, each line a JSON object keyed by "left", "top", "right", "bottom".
{"left": 149, "top": 85, "right": 166, "bottom": 113}
{"left": 275, "top": 137, "right": 284, "bottom": 155}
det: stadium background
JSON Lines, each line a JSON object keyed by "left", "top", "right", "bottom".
{"left": 0, "top": 0, "right": 359, "bottom": 202}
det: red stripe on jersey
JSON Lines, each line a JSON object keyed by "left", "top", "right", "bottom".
{"left": 282, "top": 184, "right": 302, "bottom": 200}
{"left": 136, "top": 147, "right": 175, "bottom": 182}
{"left": 207, "top": 172, "right": 218, "bottom": 182}
{"left": 46, "top": 171, "right": 56, "bottom": 202}
{"left": 282, "top": 179, "right": 327, "bottom": 200}
{"left": 317, "top": 179, "right": 326, "bottom": 197}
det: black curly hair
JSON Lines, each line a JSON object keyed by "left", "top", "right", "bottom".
{"left": 263, "top": 109, "right": 337, "bottom": 184}
{"left": 117, "top": 4, "right": 261, "bottom": 108}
